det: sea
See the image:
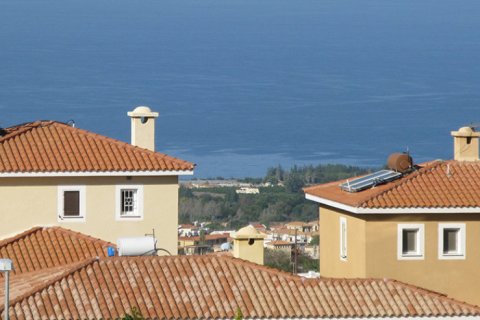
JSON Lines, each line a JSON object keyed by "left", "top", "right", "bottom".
{"left": 1, "top": 0, "right": 479, "bottom": 178}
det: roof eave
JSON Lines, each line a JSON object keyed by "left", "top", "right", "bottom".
{"left": 305, "top": 193, "right": 480, "bottom": 214}
{"left": 0, "top": 170, "right": 194, "bottom": 178}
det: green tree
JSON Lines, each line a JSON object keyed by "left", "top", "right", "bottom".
{"left": 234, "top": 307, "right": 243, "bottom": 320}
{"left": 284, "top": 172, "right": 304, "bottom": 193}
{"left": 264, "top": 248, "right": 291, "bottom": 272}
{"left": 310, "top": 234, "right": 319, "bottom": 245}
{"left": 123, "top": 307, "right": 144, "bottom": 320}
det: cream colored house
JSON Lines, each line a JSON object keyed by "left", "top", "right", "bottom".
{"left": 0, "top": 106, "right": 194, "bottom": 255}
{"left": 305, "top": 127, "right": 480, "bottom": 306}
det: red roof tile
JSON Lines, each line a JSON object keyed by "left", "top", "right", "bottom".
{"left": 0, "top": 227, "right": 114, "bottom": 275}
{"left": 178, "top": 233, "right": 230, "bottom": 242}
{"left": 0, "top": 121, "right": 194, "bottom": 173}
{"left": 1, "top": 255, "right": 478, "bottom": 319}
{"left": 304, "top": 160, "right": 480, "bottom": 209}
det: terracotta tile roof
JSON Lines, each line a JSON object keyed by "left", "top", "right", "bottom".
{"left": 304, "top": 160, "right": 480, "bottom": 209}
{"left": 0, "top": 227, "right": 114, "bottom": 275}
{"left": 0, "top": 121, "right": 194, "bottom": 173}
{"left": 273, "top": 228, "right": 306, "bottom": 236}
{"left": 284, "top": 221, "right": 307, "bottom": 227}
{"left": 267, "top": 240, "right": 293, "bottom": 246}
{"left": 178, "top": 233, "right": 230, "bottom": 242}
{"left": 1, "top": 255, "right": 478, "bottom": 319}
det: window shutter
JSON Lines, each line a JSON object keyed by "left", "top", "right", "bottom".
{"left": 64, "top": 191, "right": 80, "bottom": 216}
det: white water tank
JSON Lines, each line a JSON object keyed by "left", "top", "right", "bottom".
{"left": 117, "top": 236, "right": 157, "bottom": 256}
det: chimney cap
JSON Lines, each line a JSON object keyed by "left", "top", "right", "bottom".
{"left": 451, "top": 126, "right": 480, "bottom": 138}
{"left": 233, "top": 225, "right": 265, "bottom": 240}
{"left": 128, "top": 106, "right": 159, "bottom": 118}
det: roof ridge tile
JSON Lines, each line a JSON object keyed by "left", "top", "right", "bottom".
{"left": 0, "top": 227, "right": 44, "bottom": 248}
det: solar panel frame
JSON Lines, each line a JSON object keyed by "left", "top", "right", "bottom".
{"left": 340, "top": 169, "right": 402, "bottom": 193}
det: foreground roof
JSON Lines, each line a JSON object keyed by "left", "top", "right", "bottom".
{"left": 0, "top": 121, "right": 194, "bottom": 175}
{"left": 0, "top": 226, "right": 113, "bottom": 275}
{"left": 304, "top": 160, "right": 480, "bottom": 212}
{"left": 0, "top": 255, "right": 478, "bottom": 319}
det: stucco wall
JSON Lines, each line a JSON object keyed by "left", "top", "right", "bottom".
{"left": 0, "top": 176, "right": 179, "bottom": 255}
{"left": 234, "top": 238, "right": 264, "bottom": 265}
{"left": 365, "top": 214, "right": 480, "bottom": 306}
{"left": 319, "top": 207, "right": 366, "bottom": 278}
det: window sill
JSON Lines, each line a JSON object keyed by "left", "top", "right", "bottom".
{"left": 117, "top": 215, "right": 143, "bottom": 221}
{"left": 58, "top": 216, "right": 85, "bottom": 223}
{"left": 398, "top": 254, "right": 424, "bottom": 260}
{"left": 439, "top": 253, "right": 465, "bottom": 260}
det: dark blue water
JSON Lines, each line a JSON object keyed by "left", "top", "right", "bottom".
{"left": 1, "top": 0, "right": 479, "bottom": 177}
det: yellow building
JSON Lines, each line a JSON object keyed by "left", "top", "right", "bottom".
{"left": 305, "top": 127, "right": 480, "bottom": 305}
{"left": 0, "top": 106, "right": 194, "bottom": 255}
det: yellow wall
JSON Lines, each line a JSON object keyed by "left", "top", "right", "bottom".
{"left": 233, "top": 238, "right": 264, "bottom": 265}
{"left": 0, "top": 176, "right": 179, "bottom": 255}
{"left": 319, "top": 207, "right": 366, "bottom": 278}
{"left": 319, "top": 205, "right": 480, "bottom": 305}
{"left": 365, "top": 214, "right": 480, "bottom": 305}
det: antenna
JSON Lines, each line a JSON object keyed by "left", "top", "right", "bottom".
{"left": 66, "top": 119, "right": 76, "bottom": 128}
{"left": 467, "top": 122, "right": 480, "bottom": 130}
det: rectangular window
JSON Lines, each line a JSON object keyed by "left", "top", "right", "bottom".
{"left": 339, "top": 217, "right": 347, "bottom": 261}
{"left": 116, "top": 185, "right": 144, "bottom": 220}
{"left": 63, "top": 191, "right": 80, "bottom": 216}
{"left": 397, "top": 224, "right": 424, "bottom": 260}
{"left": 121, "top": 189, "right": 138, "bottom": 216}
{"left": 439, "top": 223, "right": 465, "bottom": 259}
{"left": 443, "top": 228, "right": 459, "bottom": 254}
{"left": 57, "top": 186, "right": 86, "bottom": 222}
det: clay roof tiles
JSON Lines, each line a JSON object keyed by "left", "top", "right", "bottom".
{"left": 0, "top": 226, "right": 114, "bottom": 275}
{"left": 0, "top": 255, "right": 478, "bottom": 319}
{"left": 0, "top": 121, "right": 194, "bottom": 173}
{"left": 304, "top": 160, "right": 480, "bottom": 209}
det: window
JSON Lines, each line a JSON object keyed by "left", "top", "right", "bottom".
{"left": 339, "top": 217, "right": 347, "bottom": 261}
{"left": 121, "top": 189, "right": 138, "bottom": 215}
{"left": 57, "top": 186, "right": 86, "bottom": 222}
{"left": 397, "top": 224, "right": 424, "bottom": 260}
{"left": 439, "top": 223, "right": 465, "bottom": 259}
{"left": 116, "top": 185, "right": 144, "bottom": 220}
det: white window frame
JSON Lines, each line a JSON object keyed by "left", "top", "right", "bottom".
{"left": 438, "top": 223, "right": 466, "bottom": 260}
{"left": 57, "top": 185, "right": 86, "bottom": 222}
{"left": 397, "top": 224, "right": 424, "bottom": 260}
{"left": 339, "top": 217, "right": 347, "bottom": 261}
{"left": 115, "top": 185, "right": 144, "bottom": 220}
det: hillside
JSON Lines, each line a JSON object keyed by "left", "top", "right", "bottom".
{"left": 179, "top": 164, "right": 370, "bottom": 229}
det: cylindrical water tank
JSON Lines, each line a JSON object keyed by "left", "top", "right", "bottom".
{"left": 117, "top": 236, "right": 157, "bottom": 256}
{"left": 387, "top": 153, "right": 413, "bottom": 173}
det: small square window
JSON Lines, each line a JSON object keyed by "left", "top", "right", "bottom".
{"left": 57, "top": 186, "right": 86, "bottom": 222}
{"left": 116, "top": 185, "right": 144, "bottom": 220}
{"left": 397, "top": 224, "right": 424, "bottom": 260}
{"left": 439, "top": 223, "right": 465, "bottom": 259}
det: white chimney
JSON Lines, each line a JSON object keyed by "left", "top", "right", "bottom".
{"left": 127, "top": 106, "right": 159, "bottom": 151}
